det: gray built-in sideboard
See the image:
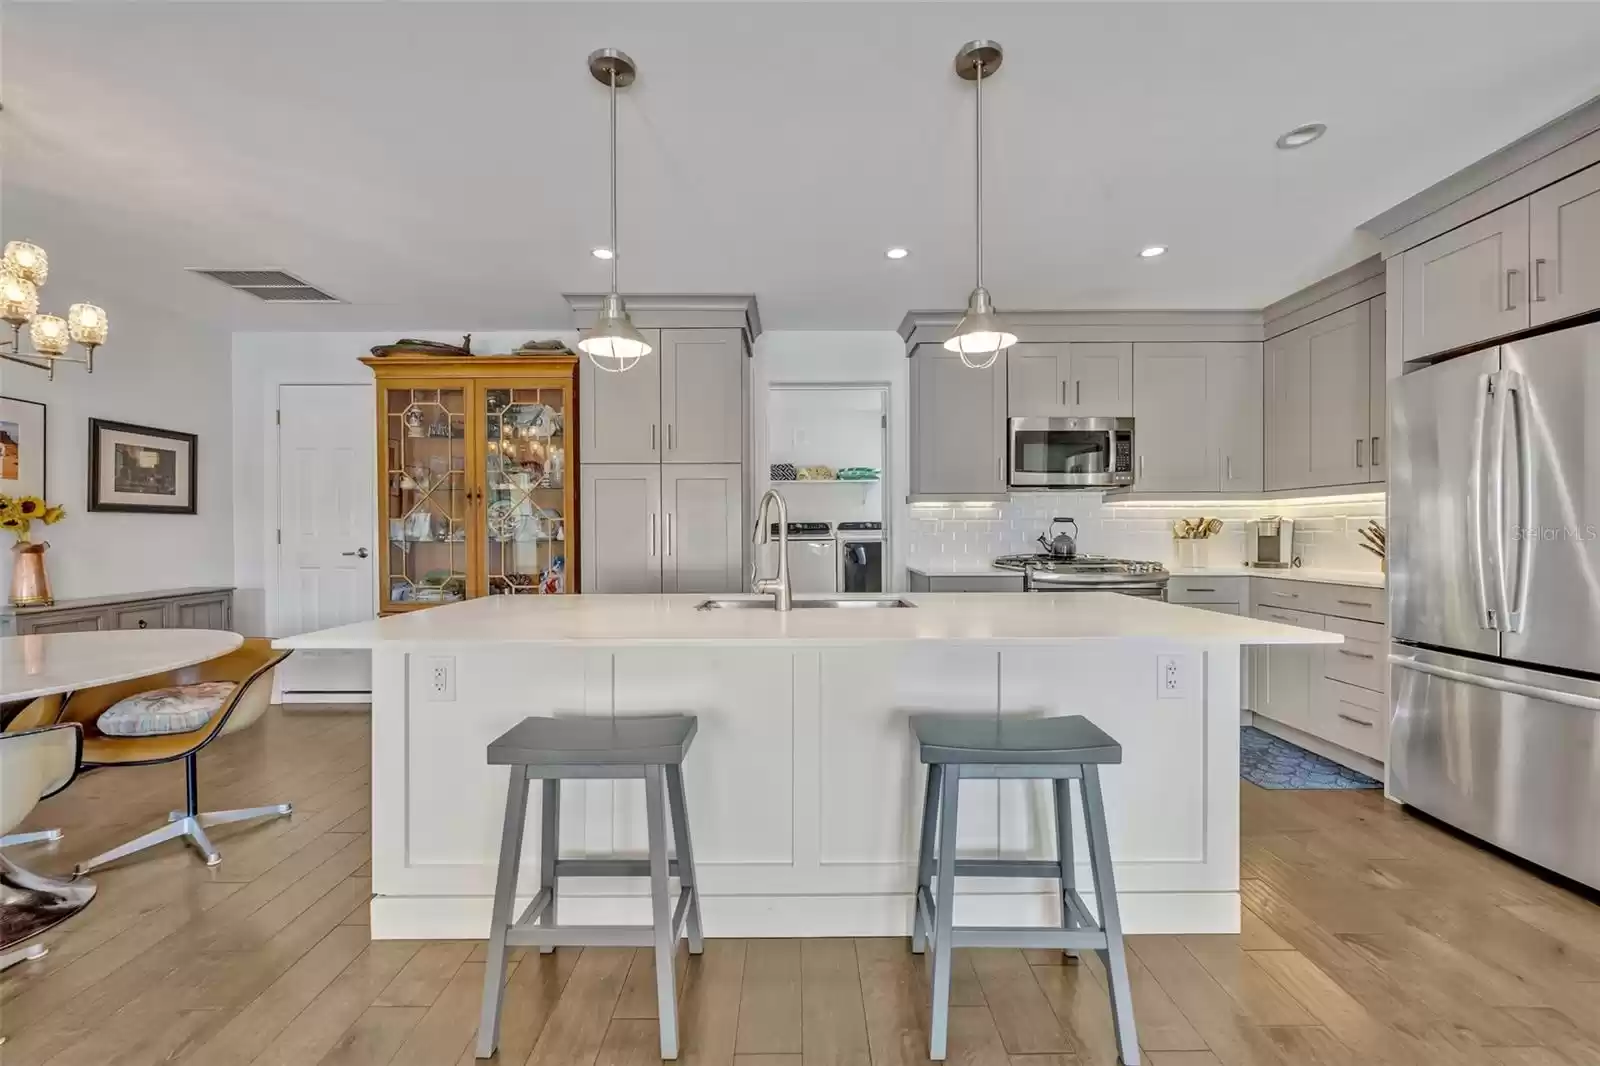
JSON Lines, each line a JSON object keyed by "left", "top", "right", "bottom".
{"left": 2, "top": 586, "right": 234, "bottom": 637}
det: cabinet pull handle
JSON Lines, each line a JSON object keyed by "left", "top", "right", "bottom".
{"left": 651, "top": 424, "right": 658, "bottom": 452}
{"left": 1337, "top": 711, "right": 1375, "bottom": 727}
{"left": 1226, "top": 455, "right": 1233, "bottom": 481}
{"left": 1533, "top": 258, "right": 1547, "bottom": 302}
{"left": 1336, "top": 599, "right": 1372, "bottom": 608}
{"left": 1186, "top": 586, "right": 1217, "bottom": 592}
{"left": 1269, "top": 589, "right": 1299, "bottom": 598}
{"left": 997, "top": 455, "right": 1004, "bottom": 483}
{"left": 650, "top": 513, "right": 657, "bottom": 557}
{"left": 1371, "top": 436, "right": 1381, "bottom": 468}
{"left": 666, "top": 513, "right": 674, "bottom": 555}
{"left": 1075, "top": 380, "right": 1081, "bottom": 406}
{"left": 137, "top": 619, "right": 149, "bottom": 630}
{"left": 1337, "top": 648, "right": 1376, "bottom": 660}
{"left": 1355, "top": 438, "right": 1365, "bottom": 468}
{"left": 667, "top": 424, "right": 674, "bottom": 450}
{"left": 1138, "top": 455, "right": 1145, "bottom": 477}
{"left": 1507, "top": 268, "right": 1521, "bottom": 311}
{"left": 1061, "top": 381, "right": 1066, "bottom": 405}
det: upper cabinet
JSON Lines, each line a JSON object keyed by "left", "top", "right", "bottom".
{"left": 1400, "top": 200, "right": 1529, "bottom": 360}
{"left": 661, "top": 330, "right": 746, "bottom": 464}
{"left": 911, "top": 346, "right": 1008, "bottom": 500}
{"left": 1530, "top": 164, "right": 1600, "bottom": 327}
{"left": 1265, "top": 299, "right": 1383, "bottom": 492}
{"left": 1008, "top": 342, "right": 1132, "bottom": 418}
{"left": 1396, "top": 163, "right": 1600, "bottom": 359}
{"left": 1132, "top": 342, "right": 1261, "bottom": 493}
{"left": 1368, "top": 294, "right": 1387, "bottom": 480}
{"left": 581, "top": 327, "right": 745, "bottom": 465}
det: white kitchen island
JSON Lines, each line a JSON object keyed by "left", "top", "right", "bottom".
{"left": 276, "top": 592, "right": 1337, "bottom": 940}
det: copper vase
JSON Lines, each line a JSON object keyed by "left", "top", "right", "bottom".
{"left": 10, "top": 541, "right": 54, "bottom": 607}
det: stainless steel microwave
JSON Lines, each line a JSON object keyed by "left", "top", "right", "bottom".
{"left": 1008, "top": 416, "right": 1135, "bottom": 488}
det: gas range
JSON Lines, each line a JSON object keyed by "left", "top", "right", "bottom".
{"left": 992, "top": 553, "right": 1170, "bottom": 597}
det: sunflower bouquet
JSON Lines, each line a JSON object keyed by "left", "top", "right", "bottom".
{"left": 0, "top": 493, "right": 66, "bottom": 543}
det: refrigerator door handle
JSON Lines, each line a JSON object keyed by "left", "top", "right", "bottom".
{"left": 1467, "top": 373, "right": 1496, "bottom": 630}
{"left": 1488, "top": 370, "right": 1514, "bottom": 630}
{"left": 1390, "top": 653, "right": 1600, "bottom": 712}
{"left": 1505, "top": 370, "right": 1533, "bottom": 632}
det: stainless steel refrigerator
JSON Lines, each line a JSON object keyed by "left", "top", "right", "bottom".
{"left": 1390, "top": 321, "right": 1600, "bottom": 890}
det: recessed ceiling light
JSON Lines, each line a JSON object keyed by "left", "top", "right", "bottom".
{"left": 1140, "top": 245, "right": 1167, "bottom": 259}
{"left": 886, "top": 247, "right": 909, "bottom": 260}
{"left": 591, "top": 247, "right": 615, "bottom": 260}
{"left": 1275, "top": 123, "right": 1327, "bottom": 150}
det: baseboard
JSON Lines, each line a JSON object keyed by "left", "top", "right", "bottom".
{"left": 1250, "top": 716, "right": 1385, "bottom": 783}
{"left": 369, "top": 889, "right": 1239, "bottom": 940}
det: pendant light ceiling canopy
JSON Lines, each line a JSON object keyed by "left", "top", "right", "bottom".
{"left": 944, "top": 39, "right": 1016, "bottom": 370}
{"left": 577, "top": 48, "right": 651, "bottom": 374}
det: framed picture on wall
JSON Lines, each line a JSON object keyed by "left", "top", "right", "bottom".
{"left": 0, "top": 396, "right": 48, "bottom": 499}
{"left": 88, "top": 418, "right": 197, "bottom": 514}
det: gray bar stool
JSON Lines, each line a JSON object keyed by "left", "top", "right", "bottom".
{"left": 909, "top": 713, "right": 1140, "bottom": 1065}
{"left": 476, "top": 715, "right": 705, "bottom": 1061}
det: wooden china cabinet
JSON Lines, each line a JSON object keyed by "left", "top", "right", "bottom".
{"left": 361, "top": 354, "right": 579, "bottom": 613}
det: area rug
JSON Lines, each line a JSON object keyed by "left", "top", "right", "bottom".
{"left": 1240, "top": 726, "right": 1381, "bottom": 790}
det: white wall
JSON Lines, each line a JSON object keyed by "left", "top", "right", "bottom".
{"left": 1, "top": 297, "right": 233, "bottom": 602}
{"left": 230, "top": 329, "right": 573, "bottom": 637}
{"left": 750, "top": 331, "right": 909, "bottom": 588}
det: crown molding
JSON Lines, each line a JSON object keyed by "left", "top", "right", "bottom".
{"left": 897, "top": 308, "right": 1264, "bottom": 349}
{"left": 563, "top": 293, "right": 761, "bottom": 346}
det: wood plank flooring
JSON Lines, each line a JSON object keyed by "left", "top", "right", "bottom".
{"left": 4, "top": 706, "right": 1600, "bottom": 1065}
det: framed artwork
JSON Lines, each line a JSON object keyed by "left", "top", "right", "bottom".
{"left": 0, "top": 396, "right": 48, "bottom": 498}
{"left": 88, "top": 418, "right": 197, "bottom": 514}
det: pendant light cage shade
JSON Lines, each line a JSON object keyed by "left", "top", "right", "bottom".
{"left": 578, "top": 292, "right": 651, "bottom": 372}
{"left": 943, "top": 286, "right": 1016, "bottom": 369}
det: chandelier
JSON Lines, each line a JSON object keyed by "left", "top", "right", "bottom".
{"left": 0, "top": 241, "right": 110, "bottom": 381}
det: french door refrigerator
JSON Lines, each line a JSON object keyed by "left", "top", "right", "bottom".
{"left": 1390, "top": 321, "right": 1600, "bottom": 890}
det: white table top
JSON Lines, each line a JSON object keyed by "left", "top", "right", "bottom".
{"left": 275, "top": 592, "right": 1342, "bottom": 651}
{"left": 0, "top": 629, "right": 244, "bottom": 702}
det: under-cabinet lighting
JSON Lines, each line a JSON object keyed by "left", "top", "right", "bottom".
{"left": 1105, "top": 490, "right": 1385, "bottom": 510}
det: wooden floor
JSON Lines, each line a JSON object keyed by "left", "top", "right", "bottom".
{"left": 4, "top": 707, "right": 1600, "bottom": 1066}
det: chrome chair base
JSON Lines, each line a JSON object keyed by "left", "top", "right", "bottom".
{"left": 75, "top": 803, "right": 292, "bottom": 874}
{"left": 1, "top": 853, "right": 96, "bottom": 957}
{"left": 0, "top": 829, "right": 63, "bottom": 847}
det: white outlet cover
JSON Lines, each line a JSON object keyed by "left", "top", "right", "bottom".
{"left": 1157, "top": 654, "right": 1185, "bottom": 700}
{"left": 426, "top": 655, "right": 456, "bottom": 702}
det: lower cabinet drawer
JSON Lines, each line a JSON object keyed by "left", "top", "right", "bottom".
{"left": 1323, "top": 616, "right": 1385, "bottom": 692}
{"left": 113, "top": 605, "right": 166, "bottom": 631}
{"left": 1317, "top": 679, "right": 1386, "bottom": 761}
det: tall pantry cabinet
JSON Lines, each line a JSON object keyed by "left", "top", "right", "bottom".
{"left": 579, "top": 328, "right": 748, "bottom": 594}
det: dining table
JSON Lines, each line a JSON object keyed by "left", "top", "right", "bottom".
{"left": 0, "top": 628, "right": 244, "bottom": 704}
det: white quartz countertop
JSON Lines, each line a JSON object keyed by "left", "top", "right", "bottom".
{"left": 1167, "top": 566, "right": 1386, "bottom": 589}
{"left": 276, "top": 592, "right": 1342, "bottom": 651}
{"left": 1, "top": 629, "right": 244, "bottom": 702}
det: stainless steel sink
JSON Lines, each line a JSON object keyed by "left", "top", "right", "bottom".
{"left": 695, "top": 598, "right": 917, "bottom": 611}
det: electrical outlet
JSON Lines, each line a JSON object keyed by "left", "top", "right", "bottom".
{"left": 426, "top": 656, "right": 456, "bottom": 702}
{"left": 1157, "top": 655, "right": 1184, "bottom": 699}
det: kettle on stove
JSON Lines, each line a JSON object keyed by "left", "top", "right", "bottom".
{"left": 1036, "top": 517, "right": 1079, "bottom": 558}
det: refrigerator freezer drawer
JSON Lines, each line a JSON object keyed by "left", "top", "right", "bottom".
{"left": 1390, "top": 648, "right": 1600, "bottom": 890}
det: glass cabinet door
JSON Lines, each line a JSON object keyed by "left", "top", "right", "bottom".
{"left": 381, "top": 385, "right": 470, "bottom": 610}
{"left": 479, "top": 382, "right": 570, "bottom": 595}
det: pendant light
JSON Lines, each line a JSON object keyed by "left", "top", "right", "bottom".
{"left": 944, "top": 40, "right": 1016, "bottom": 370}
{"left": 578, "top": 48, "right": 651, "bottom": 373}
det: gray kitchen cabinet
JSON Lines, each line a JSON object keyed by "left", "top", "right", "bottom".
{"left": 662, "top": 464, "right": 744, "bottom": 594}
{"left": 1213, "top": 342, "right": 1264, "bottom": 492}
{"left": 910, "top": 346, "right": 1008, "bottom": 500}
{"left": 580, "top": 464, "right": 663, "bottom": 593}
{"left": 1306, "top": 302, "right": 1372, "bottom": 488}
{"left": 661, "top": 329, "right": 745, "bottom": 464}
{"left": 1132, "top": 343, "right": 1215, "bottom": 492}
{"left": 580, "top": 328, "right": 663, "bottom": 464}
{"left": 1251, "top": 604, "right": 1323, "bottom": 734}
{"left": 1265, "top": 301, "right": 1374, "bottom": 491}
{"left": 9, "top": 587, "right": 233, "bottom": 635}
{"left": 1368, "top": 294, "right": 1387, "bottom": 483}
{"left": 1132, "top": 342, "right": 1260, "bottom": 493}
{"left": 1529, "top": 163, "right": 1600, "bottom": 327}
{"left": 907, "top": 571, "right": 1025, "bottom": 593}
{"left": 1400, "top": 199, "right": 1529, "bottom": 360}
{"left": 1007, "top": 342, "right": 1132, "bottom": 418}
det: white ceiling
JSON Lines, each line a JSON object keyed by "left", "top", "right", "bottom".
{"left": 6, "top": 2, "right": 1600, "bottom": 333}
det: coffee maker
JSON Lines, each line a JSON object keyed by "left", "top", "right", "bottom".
{"left": 1247, "top": 516, "right": 1297, "bottom": 569}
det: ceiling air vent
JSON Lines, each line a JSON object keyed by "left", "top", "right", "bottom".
{"left": 187, "top": 268, "right": 343, "bottom": 303}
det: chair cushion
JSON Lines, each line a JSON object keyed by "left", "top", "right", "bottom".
{"left": 96, "top": 682, "right": 237, "bottom": 737}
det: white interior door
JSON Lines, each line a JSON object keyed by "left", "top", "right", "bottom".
{"left": 277, "top": 384, "right": 376, "bottom": 698}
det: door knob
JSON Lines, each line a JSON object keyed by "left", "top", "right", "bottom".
{"left": 343, "top": 548, "right": 370, "bottom": 559}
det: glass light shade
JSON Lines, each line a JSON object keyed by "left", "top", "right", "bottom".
{"left": 68, "top": 303, "right": 109, "bottom": 347}
{"left": 578, "top": 292, "right": 651, "bottom": 372}
{"left": 2, "top": 241, "right": 48, "bottom": 285}
{"left": 29, "top": 314, "right": 68, "bottom": 355}
{"left": 942, "top": 286, "right": 1017, "bottom": 369}
{"left": 0, "top": 272, "right": 39, "bottom": 325}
